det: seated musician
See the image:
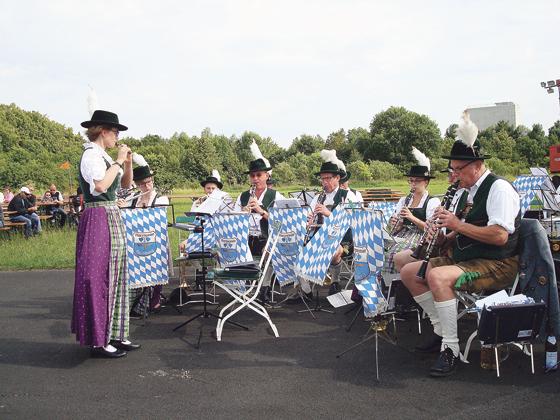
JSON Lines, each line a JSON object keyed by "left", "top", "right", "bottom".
{"left": 233, "top": 141, "right": 285, "bottom": 303}
{"left": 129, "top": 154, "right": 170, "bottom": 317}
{"left": 399, "top": 113, "right": 520, "bottom": 377}
{"left": 340, "top": 170, "right": 363, "bottom": 203}
{"left": 393, "top": 163, "right": 468, "bottom": 272}
{"left": 190, "top": 169, "right": 232, "bottom": 213}
{"left": 381, "top": 147, "right": 440, "bottom": 284}
{"left": 289, "top": 150, "right": 357, "bottom": 301}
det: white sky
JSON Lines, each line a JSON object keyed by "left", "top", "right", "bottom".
{"left": 1, "top": 0, "right": 559, "bottom": 147}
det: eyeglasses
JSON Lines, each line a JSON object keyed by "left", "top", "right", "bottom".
{"left": 449, "top": 160, "right": 475, "bottom": 173}
{"left": 136, "top": 179, "right": 153, "bottom": 186}
{"left": 110, "top": 129, "right": 120, "bottom": 137}
{"left": 408, "top": 178, "right": 425, "bottom": 184}
{"left": 318, "top": 176, "right": 335, "bottom": 182}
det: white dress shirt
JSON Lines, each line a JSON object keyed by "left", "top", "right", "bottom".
{"left": 80, "top": 142, "right": 123, "bottom": 196}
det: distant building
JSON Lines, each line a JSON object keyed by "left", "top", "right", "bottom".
{"left": 465, "top": 102, "right": 519, "bottom": 131}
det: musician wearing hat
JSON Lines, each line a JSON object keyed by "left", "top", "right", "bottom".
{"left": 392, "top": 162, "right": 468, "bottom": 273}
{"left": 129, "top": 154, "right": 169, "bottom": 208}
{"left": 128, "top": 154, "right": 170, "bottom": 317}
{"left": 72, "top": 109, "right": 140, "bottom": 358}
{"left": 190, "top": 169, "right": 232, "bottom": 213}
{"left": 233, "top": 141, "right": 284, "bottom": 303}
{"left": 290, "top": 150, "right": 358, "bottom": 300}
{"left": 399, "top": 112, "right": 520, "bottom": 377}
{"left": 340, "top": 170, "right": 363, "bottom": 203}
{"left": 381, "top": 148, "right": 440, "bottom": 283}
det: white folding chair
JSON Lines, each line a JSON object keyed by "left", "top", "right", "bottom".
{"left": 213, "top": 229, "right": 282, "bottom": 341}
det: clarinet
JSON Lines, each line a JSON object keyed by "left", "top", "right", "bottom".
{"left": 416, "top": 181, "right": 461, "bottom": 280}
{"left": 388, "top": 188, "right": 414, "bottom": 236}
{"left": 303, "top": 189, "right": 327, "bottom": 245}
{"left": 411, "top": 181, "right": 460, "bottom": 260}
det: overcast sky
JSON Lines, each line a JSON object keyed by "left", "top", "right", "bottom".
{"left": 1, "top": 0, "right": 559, "bottom": 147}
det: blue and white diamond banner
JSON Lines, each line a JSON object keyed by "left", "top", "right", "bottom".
{"left": 512, "top": 175, "right": 547, "bottom": 193}
{"left": 349, "top": 208, "right": 387, "bottom": 317}
{"left": 349, "top": 208, "right": 385, "bottom": 283}
{"left": 121, "top": 207, "right": 169, "bottom": 289}
{"left": 212, "top": 213, "right": 252, "bottom": 266}
{"left": 519, "top": 189, "right": 538, "bottom": 217}
{"left": 183, "top": 218, "right": 215, "bottom": 253}
{"left": 355, "top": 275, "right": 387, "bottom": 318}
{"left": 368, "top": 201, "right": 397, "bottom": 226}
{"left": 268, "top": 207, "right": 310, "bottom": 286}
{"left": 295, "top": 206, "right": 351, "bottom": 285}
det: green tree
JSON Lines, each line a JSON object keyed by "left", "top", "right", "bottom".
{"left": 359, "top": 106, "right": 441, "bottom": 166}
{"left": 287, "top": 134, "right": 324, "bottom": 156}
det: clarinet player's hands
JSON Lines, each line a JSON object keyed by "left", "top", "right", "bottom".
{"left": 435, "top": 208, "right": 461, "bottom": 232}
{"left": 315, "top": 203, "right": 331, "bottom": 217}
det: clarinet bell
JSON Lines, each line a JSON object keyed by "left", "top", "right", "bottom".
{"left": 415, "top": 261, "right": 428, "bottom": 280}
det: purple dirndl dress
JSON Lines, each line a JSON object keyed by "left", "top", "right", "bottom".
{"left": 71, "top": 156, "right": 129, "bottom": 347}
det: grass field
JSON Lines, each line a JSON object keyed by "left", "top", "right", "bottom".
{"left": 0, "top": 180, "right": 451, "bottom": 270}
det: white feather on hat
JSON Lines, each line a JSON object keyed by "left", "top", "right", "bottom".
{"left": 87, "top": 86, "right": 99, "bottom": 118}
{"left": 456, "top": 111, "right": 479, "bottom": 148}
{"left": 412, "top": 147, "right": 430, "bottom": 171}
{"left": 211, "top": 169, "right": 221, "bottom": 182}
{"left": 249, "top": 140, "right": 271, "bottom": 168}
{"left": 132, "top": 153, "right": 148, "bottom": 167}
{"left": 320, "top": 149, "right": 345, "bottom": 171}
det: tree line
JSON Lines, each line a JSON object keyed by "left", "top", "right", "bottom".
{"left": 1, "top": 103, "right": 559, "bottom": 193}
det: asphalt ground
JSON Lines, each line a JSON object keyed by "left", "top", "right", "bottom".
{"left": 1, "top": 270, "right": 559, "bottom": 419}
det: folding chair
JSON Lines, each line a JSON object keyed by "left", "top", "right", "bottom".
{"left": 213, "top": 227, "right": 282, "bottom": 341}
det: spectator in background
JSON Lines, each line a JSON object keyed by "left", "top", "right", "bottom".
{"left": 8, "top": 187, "right": 41, "bottom": 238}
{"left": 3, "top": 186, "right": 14, "bottom": 204}
{"left": 45, "top": 184, "right": 67, "bottom": 227}
{"left": 0, "top": 190, "right": 4, "bottom": 204}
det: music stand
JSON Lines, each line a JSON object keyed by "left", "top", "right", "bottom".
{"left": 172, "top": 212, "right": 248, "bottom": 348}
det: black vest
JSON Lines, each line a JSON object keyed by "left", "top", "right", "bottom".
{"left": 403, "top": 194, "right": 433, "bottom": 226}
{"left": 240, "top": 188, "right": 276, "bottom": 238}
{"left": 78, "top": 154, "right": 121, "bottom": 203}
{"left": 453, "top": 172, "right": 520, "bottom": 262}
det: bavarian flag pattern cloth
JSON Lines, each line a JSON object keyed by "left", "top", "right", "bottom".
{"left": 368, "top": 201, "right": 397, "bottom": 227}
{"left": 350, "top": 207, "right": 387, "bottom": 317}
{"left": 183, "top": 218, "right": 216, "bottom": 253}
{"left": 268, "top": 207, "right": 310, "bottom": 286}
{"left": 295, "top": 206, "right": 351, "bottom": 285}
{"left": 212, "top": 213, "right": 251, "bottom": 266}
{"left": 121, "top": 207, "right": 170, "bottom": 289}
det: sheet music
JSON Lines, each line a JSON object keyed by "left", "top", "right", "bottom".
{"left": 192, "top": 190, "right": 232, "bottom": 214}
{"left": 326, "top": 290, "right": 354, "bottom": 308}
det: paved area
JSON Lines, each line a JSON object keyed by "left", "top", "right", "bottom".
{"left": 1, "top": 270, "right": 559, "bottom": 419}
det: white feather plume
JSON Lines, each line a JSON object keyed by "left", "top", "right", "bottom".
{"left": 87, "top": 86, "right": 99, "bottom": 117}
{"left": 132, "top": 153, "right": 148, "bottom": 167}
{"left": 249, "top": 140, "right": 270, "bottom": 167}
{"left": 412, "top": 147, "right": 430, "bottom": 171}
{"left": 320, "top": 149, "right": 345, "bottom": 171}
{"left": 455, "top": 111, "right": 479, "bottom": 148}
{"left": 211, "top": 169, "right": 221, "bottom": 182}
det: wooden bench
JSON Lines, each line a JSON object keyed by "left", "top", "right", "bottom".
{"left": 360, "top": 188, "right": 404, "bottom": 204}
{"left": 2, "top": 210, "right": 27, "bottom": 234}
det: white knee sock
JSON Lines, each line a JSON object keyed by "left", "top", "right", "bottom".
{"left": 299, "top": 277, "right": 312, "bottom": 294}
{"left": 413, "top": 291, "right": 442, "bottom": 336}
{"left": 434, "top": 299, "right": 459, "bottom": 356}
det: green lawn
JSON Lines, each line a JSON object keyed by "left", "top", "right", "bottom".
{"left": 0, "top": 181, "right": 451, "bottom": 270}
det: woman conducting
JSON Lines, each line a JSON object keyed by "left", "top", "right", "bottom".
{"left": 71, "top": 109, "right": 140, "bottom": 358}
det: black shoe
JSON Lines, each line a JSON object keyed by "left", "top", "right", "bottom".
{"left": 328, "top": 282, "right": 341, "bottom": 296}
{"left": 285, "top": 291, "right": 313, "bottom": 304}
{"left": 258, "top": 286, "right": 271, "bottom": 304}
{"left": 90, "top": 347, "right": 127, "bottom": 358}
{"left": 129, "top": 310, "right": 144, "bottom": 319}
{"left": 110, "top": 340, "right": 141, "bottom": 351}
{"left": 415, "top": 332, "right": 443, "bottom": 353}
{"left": 429, "top": 347, "right": 459, "bottom": 377}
